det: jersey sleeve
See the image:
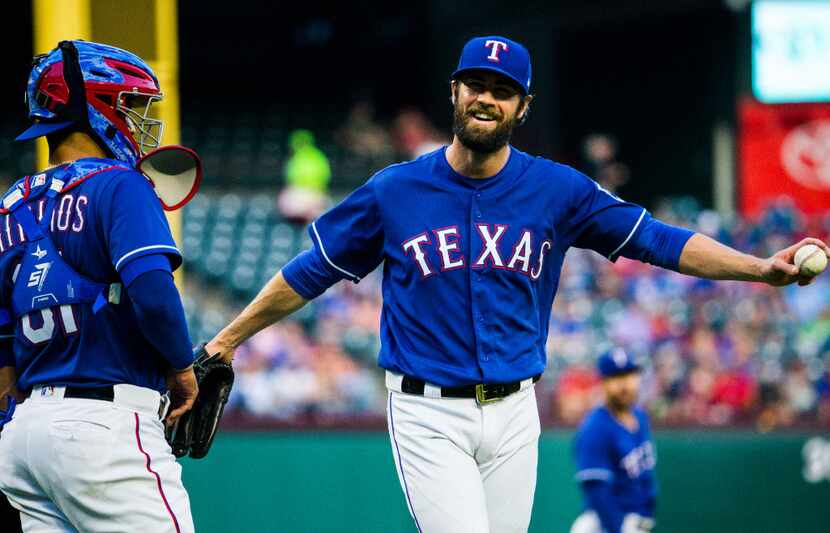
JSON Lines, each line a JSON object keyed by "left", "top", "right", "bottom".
{"left": 561, "top": 168, "right": 649, "bottom": 261}
{"left": 574, "top": 419, "right": 615, "bottom": 483}
{"left": 306, "top": 177, "right": 384, "bottom": 283}
{"left": 98, "top": 170, "right": 182, "bottom": 275}
{"left": 560, "top": 168, "right": 695, "bottom": 269}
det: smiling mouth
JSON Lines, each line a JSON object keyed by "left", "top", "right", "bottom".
{"left": 468, "top": 112, "right": 499, "bottom": 123}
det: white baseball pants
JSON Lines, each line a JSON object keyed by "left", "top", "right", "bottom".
{"left": 0, "top": 384, "right": 194, "bottom": 533}
{"left": 386, "top": 372, "right": 541, "bottom": 533}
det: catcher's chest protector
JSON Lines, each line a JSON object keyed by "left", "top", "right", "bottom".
{"left": 0, "top": 162, "right": 124, "bottom": 329}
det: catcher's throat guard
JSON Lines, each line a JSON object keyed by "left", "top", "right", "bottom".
{"left": 165, "top": 344, "right": 234, "bottom": 459}
{"left": 137, "top": 145, "right": 203, "bottom": 211}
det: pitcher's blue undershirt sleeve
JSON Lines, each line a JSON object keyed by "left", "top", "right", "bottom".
{"left": 624, "top": 218, "right": 695, "bottom": 272}
{"left": 582, "top": 480, "right": 625, "bottom": 533}
{"left": 125, "top": 267, "right": 194, "bottom": 370}
{"left": 282, "top": 247, "right": 341, "bottom": 300}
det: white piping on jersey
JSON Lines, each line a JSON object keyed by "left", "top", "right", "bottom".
{"left": 575, "top": 468, "right": 613, "bottom": 481}
{"left": 607, "top": 208, "right": 646, "bottom": 260}
{"left": 311, "top": 221, "right": 361, "bottom": 281}
{"left": 114, "top": 244, "right": 181, "bottom": 271}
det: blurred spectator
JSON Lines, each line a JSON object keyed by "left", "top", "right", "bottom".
{"left": 392, "top": 108, "right": 444, "bottom": 159}
{"left": 337, "top": 101, "right": 394, "bottom": 163}
{"left": 277, "top": 129, "right": 331, "bottom": 223}
{"left": 581, "top": 133, "right": 629, "bottom": 193}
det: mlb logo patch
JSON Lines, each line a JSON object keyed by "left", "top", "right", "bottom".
{"left": 32, "top": 174, "right": 47, "bottom": 187}
{"left": 40, "top": 385, "right": 56, "bottom": 397}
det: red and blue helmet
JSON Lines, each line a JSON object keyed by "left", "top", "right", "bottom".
{"left": 16, "top": 40, "right": 163, "bottom": 167}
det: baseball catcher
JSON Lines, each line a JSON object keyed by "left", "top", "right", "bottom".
{"left": 0, "top": 40, "right": 201, "bottom": 532}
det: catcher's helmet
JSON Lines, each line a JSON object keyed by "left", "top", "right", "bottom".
{"left": 16, "top": 40, "right": 163, "bottom": 167}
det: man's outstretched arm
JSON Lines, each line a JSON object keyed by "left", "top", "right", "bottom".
{"left": 207, "top": 178, "right": 385, "bottom": 364}
{"left": 206, "top": 271, "right": 307, "bottom": 363}
{"left": 678, "top": 234, "right": 830, "bottom": 286}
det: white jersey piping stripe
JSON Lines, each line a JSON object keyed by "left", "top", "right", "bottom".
{"left": 607, "top": 208, "right": 646, "bottom": 260}
{"left": 115, "top": 245, "right": 181, "bottom": 271}
{"left": 575, "top": 468, "right": 613, "bottom": 481}
{"left": 311, "top": 221, "right": 361, "bottom": 281}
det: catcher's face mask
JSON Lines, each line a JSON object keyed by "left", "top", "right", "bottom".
{"left": 137, "top": 145, "right": 203, "bottom": 211}
{"left": 118, "top": 90, "right": 165, "bottom": 154}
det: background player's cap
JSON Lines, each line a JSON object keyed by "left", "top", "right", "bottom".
{"left": 15, "top": 120, "right": 75, "bottom": 141}
{"left": 597, "top": 348, "right": 640, "bottom": 378}
{"left": 451, "top": 35, "right": 532, "bottom": 95}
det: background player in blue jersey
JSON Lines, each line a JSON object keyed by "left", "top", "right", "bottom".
{"left": 0, "top": 41, "right": 197, "bottom": 532}
{"left": 204, "top": 35, "right": 829, "bottom": 532}
{"left": 571, "top": 349, "right": 656, "bottom": 533}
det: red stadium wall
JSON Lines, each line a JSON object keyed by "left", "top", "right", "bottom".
{"left": 739, "top": 99, "right": 830, "bottom": 216}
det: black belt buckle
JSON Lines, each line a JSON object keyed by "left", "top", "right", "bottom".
{"left": 475, "top": 383, "right": 506, "bottom": 405}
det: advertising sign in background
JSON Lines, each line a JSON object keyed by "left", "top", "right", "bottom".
{"left": 739, "top": 99, "right": 830, "bottom": 216}
{"left": 752, "top": 0, "right": 830, "bottom": 104}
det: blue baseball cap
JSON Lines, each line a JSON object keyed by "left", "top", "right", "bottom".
{"left": 597, "top": 348, "right": 640, "bottom": 378}
{"left": 451, "top": 36, "right": 532, "bottom": 95}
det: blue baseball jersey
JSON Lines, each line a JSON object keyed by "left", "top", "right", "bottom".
{"left": 283, "top": 146, "right": 693, "bottom": 386}
{"left": 0, "top": 158, "right": 182, "bottom": 392}
{"left": 573, "top": 406, "right": 657, "bottom": 517}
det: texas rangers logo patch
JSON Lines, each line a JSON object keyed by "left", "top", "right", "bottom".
{"left": 484, "top": 40, "right": 508, "bottom": 62}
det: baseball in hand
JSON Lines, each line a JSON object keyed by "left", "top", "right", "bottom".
{"left": 794, "top": 244, "right": 828, "bottom": 277}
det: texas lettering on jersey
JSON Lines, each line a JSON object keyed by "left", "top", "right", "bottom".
{"left": 620, "top": 441, "right": 656, "bottom": 479}
{"left": 402, "top": 224, "right": 551, "bottom": 279}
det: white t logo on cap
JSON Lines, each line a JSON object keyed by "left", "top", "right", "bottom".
{"left": 484, "top": 40, "right": 509, "bottom": 62}
{"left": 612, "top": 348, "right": 628, "bottom": 368}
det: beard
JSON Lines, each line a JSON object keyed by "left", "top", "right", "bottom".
{"left": 452, "top": 101, "right": 520, "bottom": 154}
{"left": 606, "top": 391, "right": 636, "bottom": 412}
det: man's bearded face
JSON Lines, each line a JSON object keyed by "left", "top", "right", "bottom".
{"left": 452, "top": 77, "right": 525, "bottom": 154}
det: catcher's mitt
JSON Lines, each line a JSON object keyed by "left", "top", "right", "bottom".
{"left": 165, "top": 343, "right": 234, "bottom": 459}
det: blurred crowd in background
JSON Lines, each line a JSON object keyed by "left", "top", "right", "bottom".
{"left": 165, "top": 107, "right": 830, "bottom": 431}
{"left": 220, "top": 205, "right": 830, "bottom": 431}
{"left": 2, "top": 102, "right": 827, "bottom": 432}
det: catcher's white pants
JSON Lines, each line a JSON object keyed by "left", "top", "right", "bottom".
{"left": 570, "top": 510, "right": 655, "bottom": 533}
{"left": 0, "top": 384, "right": 194, "bottom": 533}
{"left": 385, "top": 372, "right": 541, "bottom": 533}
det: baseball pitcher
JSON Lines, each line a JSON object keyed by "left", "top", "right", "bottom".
{"left": 571, "top": 349, "right": 656, "bottom": 533}
{"left": 204, "top": 35, "right": 828, "bottom": 532}
{"left": 0, "top": 41, "right": 197, "bottom": 532}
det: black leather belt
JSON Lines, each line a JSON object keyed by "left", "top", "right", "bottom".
{"left": 400, "top": 374, "right": 541, "bottom": 404}
{"left": 29, "top": 385, "right": 115, "bottom": 402}
{"left": 31, "top": 385, "right": 169, "bottom": 419}
{"left": 64, "top": 385, "right": 115, "bottom": 401}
